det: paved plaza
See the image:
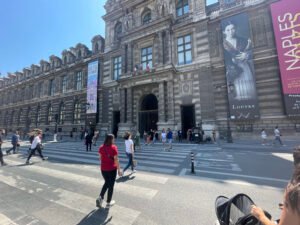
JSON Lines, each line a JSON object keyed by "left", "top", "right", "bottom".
{"left": 0, "top": 138, "right": 297, "bottom": 224}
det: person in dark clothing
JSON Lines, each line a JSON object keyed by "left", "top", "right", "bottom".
{"left": 0, "top": 131, "right": 7, "bottom": 166}
{"left": 85, "top": 133, "right": 93, "bottom": 151}
{"left": 6, "top": 131, "right": 19, "bottom": 154}
{"left": 177, "top": 130, "right": 182, "bottom": 143}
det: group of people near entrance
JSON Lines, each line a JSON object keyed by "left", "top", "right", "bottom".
{"left": 143, "top": 128, "right": 173, "bottom": 150}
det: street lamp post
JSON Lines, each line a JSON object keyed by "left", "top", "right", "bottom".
{"left": 216, "top": 85, "right": 233, "bottom": 143}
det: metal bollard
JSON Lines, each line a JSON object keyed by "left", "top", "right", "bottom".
{"left": 191, "top": 152, "right": 195, "bottom": 174}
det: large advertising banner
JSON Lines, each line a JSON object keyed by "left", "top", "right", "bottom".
{"left": 86, "top": 60, "right": 99, "bottom": 114}
{"left": 271, "top": 0, "right": 300, "bottom": 116}
{"left": 221, "top": 13, "right": 260, "bottom": 120}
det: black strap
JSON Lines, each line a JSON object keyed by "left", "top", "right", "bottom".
{"left": 104, "top": 146, "right": 114, "bottom": 162}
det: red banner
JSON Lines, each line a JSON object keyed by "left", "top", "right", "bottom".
{"left": 271, "top": 0, "right": 300, "bottom": 116}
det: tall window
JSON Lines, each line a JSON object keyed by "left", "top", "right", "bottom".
{"left": 176, "top": 0, "right": 189, "bottom": 17}
{"left": 113, "top": 56, "right": 122, "bottom": 80}
{"left": 37, "top": 82, "right": 43, "bottom": 98}
{"left": 177, "top": 34, "right": 192, "bottom": 65}
{"left": 141, "top": 47, "right": 153, "bottom": 69}
{"left": 49, "top": 79, "right": 55, "bottom": 96}
{"left": 59, "top": 103, "right": 65, "bottom": 124}
{"left": 74, "top": 102, "right": 81, "bottom": 124}
{"left": 76, "top": 71, "right": 83, "bottom": 90}
{"left": 62, "top": 76, "right": 67, "bottom": 93}
{"left": 142, "top": 10, "right": 151, "bottom": 24}
{"left": 36, "top": 106, "right": 40, "bottom": 125}
{"left": 114, "top": 22, "right": 122, "bottom": 41}
{"left": 18, "top": 110, "right": 22, "bottom": 126}
{"left": 47, "top": 105, "right": 53, "bottom": 124}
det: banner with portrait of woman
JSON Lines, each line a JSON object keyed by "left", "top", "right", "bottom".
{"left": 221, "top": 13, "right": 260, "bottom": 120}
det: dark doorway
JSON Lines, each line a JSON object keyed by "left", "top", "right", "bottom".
{"left": 113, "top": 111, "right": 120, "bottom": 138}
{"left": 181, "top": 105, "right": 195, "bottom": 139}
{"left": 139, "top": 94, "right": 158, "bottom": 136}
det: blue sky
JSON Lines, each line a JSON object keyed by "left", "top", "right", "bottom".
{"left": 0, "top": 0, "right": 218, "bottom": 76}
{"left": 0, "top": 0, "right": 105, "bottom": 76}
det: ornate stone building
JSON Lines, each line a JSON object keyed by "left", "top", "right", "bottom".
{"left": 0, "top": 0, "right": 299, "bottom": 138}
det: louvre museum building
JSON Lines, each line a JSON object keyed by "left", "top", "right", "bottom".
{"left": 0, "top": 0, "right": 299, "bottom": 139}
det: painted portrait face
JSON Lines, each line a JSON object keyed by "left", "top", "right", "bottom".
{"left": 224, "top": 24, "right": 236, "bottom": 38}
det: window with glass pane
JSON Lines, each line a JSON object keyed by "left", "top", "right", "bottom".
{"left": 49, "top": 79, "right": 55, "bottom": 96}
{"left": 62, "top": 76, "right": 67, "bottom": 93}
{"left": 59, "top": 103, "right": 65, "bottom": 124}
{"left": 176, "top": 0, "right": 189, "bottom": 17}
{"left": 115, "top": 23, "right": 122, "bottom": 41}
{"left": 74, "top": 102, "right": 81, "bottom": 124}
{"left": 177, "top": 34, "right": 192, "bottom": 65}
{"left": 76, "top": 71, "right": 82, "bottom": 90}
{"left": 113, "top": 56, "right": 122, "bottom": 80}
{"left": 143, "top": 12, "right": 151, "bottom": 24}
{"left": 48, "top": 105, "right": 52, "bottom": 124}
{"left": 141, "top": 47, "right": 153, "bottom": 70}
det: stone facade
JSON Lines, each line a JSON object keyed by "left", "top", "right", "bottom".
{"left": 0, "top": 0, "right": 299, "bottom": 138}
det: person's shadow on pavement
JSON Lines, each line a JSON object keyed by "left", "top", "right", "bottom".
{"left": 77, "top": 208, "right": 111, "bottom": 225}
{"left": 116, "top": 174, "right": 136, "bottom": 183}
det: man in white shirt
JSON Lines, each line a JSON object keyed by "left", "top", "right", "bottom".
{"left": 26, "top": 131, "right": 47, "bottom": 164}
{"left": 273, "top": 126, "right": 283, "bottom": 145}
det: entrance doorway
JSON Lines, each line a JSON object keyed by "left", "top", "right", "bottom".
{"left": 181, "top": 105, "right": 195, "bottom": 139}
{"left": 139, "top": 94, "right": 158, "bottom": 136}
{"left": 113, "top": 111, "right": 120, "bottom": 138}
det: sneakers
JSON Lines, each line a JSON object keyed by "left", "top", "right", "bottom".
{"left": 42, "top": 157, "right": 48, "bottom": 161}
{"left": 96, "top": 197, "right": 103, "bottom": 208}
{"left": 106, "top": 200, "right": 115, "bottom": 208}
{"left": 132, "top": 170, "right": 137, "bottom": 173}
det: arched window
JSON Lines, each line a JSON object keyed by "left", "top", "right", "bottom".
{"left": 10, "top": 111, "right": 15, "bottom": 125}
{"left": 36, "top": 106, "right": 40, "bottom": 126}
{"left": 176, "top": 0, "right": 189, "bottom": 17}
{"left": 74, "top": 102, "right": 81, "bottom": 124}
{"left": 18, "top": 109, "right": 22, "bottom": 126}
{"left": 63, "top": 56, "right": 67, "bottom": 64}
{"left": 47, "top": 104, "right": 53, "bottom": 124}
{"left": 78, "top": 50, "right": 82, "bottom": 59}
{"left": 114, "top": 22, "right": 122, "bottom": 41}
{"left": 142, "top": 10, "right": 151, "bottom": 24}
{"left": 59, "top": 103, "right": 65, "bottom": 124}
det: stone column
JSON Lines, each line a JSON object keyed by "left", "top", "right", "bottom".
{"left": 158, "top": 82, "right": 166, "bottom": 123}
{"left": 154, "top": 32, "right": 163, "bottom": 68}
{"left": 120, "top": 88, "right": 126, "bottom": 123}
{"left": 165, "top": 29, "right": 172, "bottom": 65}
{"left": 167, "top": 80, "right": 175, "bottom": 124}
{"left": 126, "top": 87, "right": 133, "bottom": 123}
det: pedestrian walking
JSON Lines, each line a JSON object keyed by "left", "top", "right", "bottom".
{"left": 177, "top": 130, "right": 182, "bottom": 143}
{"left": 273, "top": 126, "right": 283, "bottom": 146}
{"left": 161, "top": 128, "right": 167, "bottom": 149}
{"left": 212, "top": 129, "right": 217, "bottom": 143}
{"left": 92, "top": 130, "right": 100, "bottom": 146}
{"left": 26, "top": 131, "right": 47, "bottom": 164}
{"left": 96, "top": 134, "right": 122, "bottom": 208}
{"left": 166, "top": 128, "right": 173, "bottom": 151}
{"left": 261, "top": 129, "right": 267, "bottom": 145}
{"left": 123, "top": 132, "right": 136, "bottom": 175}
{"left": 6, "top": 131, "right": 20, "bottom": 155}
{"left": 0, "top": 131, "right": 7, "bottom": 166}
{"left": 85, "top": 133, "right": 93, "bottom": 151}
{"left": 143, "top": 131, "right": 147, "bottom": 145}
{"left": 133, "top": 131, "right": 141, "bottom": 151}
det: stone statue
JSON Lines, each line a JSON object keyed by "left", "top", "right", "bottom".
{"left": 123, "top": 12, "right": 133, "bottom": 31}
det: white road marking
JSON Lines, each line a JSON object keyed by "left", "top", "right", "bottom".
{"left": 272, "top": 153, "right": 293, "bottom": 162}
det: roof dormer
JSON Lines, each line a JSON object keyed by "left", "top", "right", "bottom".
{"left": 92, "top": 35, "right": 105, "bottom": 53}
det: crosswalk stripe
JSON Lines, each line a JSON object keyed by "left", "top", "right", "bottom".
{"left": 18, "top": 148, "right": 181, "bottom": 168}
{"left": 0, "top": 172, "right": 140, "bottom": 225}
{"left": 5, "top": 158, "right": 158, "bottom": 200}
{"left": 0, "top": 213, "right": 18, "bottom": 225}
